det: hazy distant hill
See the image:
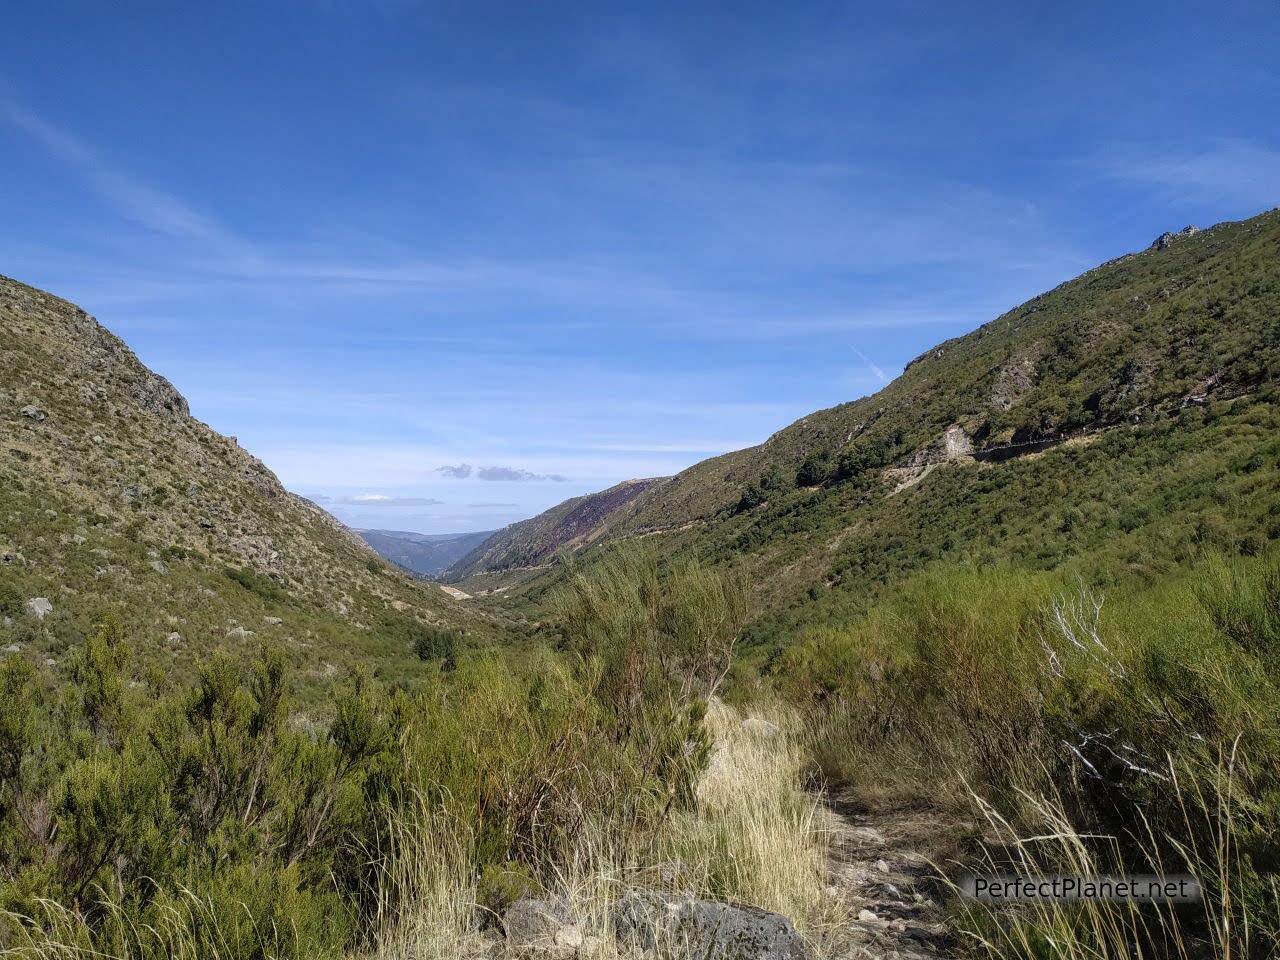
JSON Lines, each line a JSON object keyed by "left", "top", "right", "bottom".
{"left": 443, "top": 477, "right": 668, "bottom": 581}
{"left": 357, "top": 528, "right": 496, "bottom": 577}
{"left": 0, "top": 276, "right": 489, "bottom": 693}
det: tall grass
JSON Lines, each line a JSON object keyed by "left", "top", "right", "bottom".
{"left": 781, "top": 555, "right": 1280, "bottom": 959}
{"left": 951, "top": 748, "right": 1280, "bottom": 960}
{"left": 360, "top": 799, "right": 481, "bottom": 960}
{"left": 352, "top": 699, "right": 831, "bottom": 959}
{"left": 0, "top": 889, "right": 308, "bottom": 960}
{"left": 663, "top": 700, "right": 828, "bottom": 927}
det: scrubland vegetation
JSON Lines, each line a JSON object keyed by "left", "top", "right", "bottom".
{"left": 781, "top": 553, "right": 1280, "bottom": 958}
{"left": 6, "top": 544, "right": 1277, "bottom": 958}
{"left": 6, "top": 217, "right": 1280, "bottom": 959}
{"left": 0, "top": 552, "right": 830, "bottom": 959}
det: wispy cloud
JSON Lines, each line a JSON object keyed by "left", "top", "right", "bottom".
{"left": 435, "top": 464, "right": 473, "bottom": 478}
{"left": 0, "top": 98, "right": 246, "bottom": 250}
{"left": 1, "top": 94, "right": 1082, "bottom": 344}
{"left": 477, "top": 465, "right": 568, "bottom": 482}
{"left": 1089, "top": 138, "right": 1280, "bottom": 209}
{"left": 312, "top": 493, "right": 444, "bottom": 506}
{"left": 436, "top": 463, "right": 568, "bottom": 482}
{"left": 851, "top": 348, "right": 889, "bottom": 383}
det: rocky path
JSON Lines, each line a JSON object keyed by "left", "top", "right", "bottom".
{"left": 821, "top": 800, "right": 955, "bottom": 959}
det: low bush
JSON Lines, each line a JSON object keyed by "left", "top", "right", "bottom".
{"left": 777, "top": 554, "right": 1280, "bottom": 957}
{"left": 0, "top": 551, "right": 750, "bottom": 960}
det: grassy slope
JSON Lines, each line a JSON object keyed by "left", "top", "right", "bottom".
{"left": 0, "top": 276, "right": 498, "bottom": 704}
{"left": 465, "top": 210, "right": 1280, "bottom": 641}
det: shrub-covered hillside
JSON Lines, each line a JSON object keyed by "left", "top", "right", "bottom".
{"left": 0, "top": 276, "right": 495, "bottom": 699}
{"left": 457, "top": 210, "right": 1280, "bottom": 644}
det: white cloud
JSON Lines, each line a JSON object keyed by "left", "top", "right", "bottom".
{"left": 312, "top": 493, "right": 445, "bottom": 506}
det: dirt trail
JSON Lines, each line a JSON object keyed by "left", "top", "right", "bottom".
{"left": 821, "top": 799, "right": 956, "bottom": 959}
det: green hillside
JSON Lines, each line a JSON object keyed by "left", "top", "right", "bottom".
{"left": 0, "top": 276, "right": 494, "bottom": 704}
{"left": 460, "top": 211, "right": 1280, "bottom": 644}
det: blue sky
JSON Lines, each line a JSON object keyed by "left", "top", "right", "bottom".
{"left": 2, "top": 1, "right": 1277, "bottom": 533}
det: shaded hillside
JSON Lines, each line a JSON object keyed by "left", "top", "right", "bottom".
{"left": 445, "top": 477, "right": 668, "bottom": 580}
{"left": 458, "top": 211, "right": 1280, "bottom": 632}
{"left": 358, "top": 528, "right": 496, "bottom": 577}
{"left": 0, "top": 276, "right": 489, "bottom": 698}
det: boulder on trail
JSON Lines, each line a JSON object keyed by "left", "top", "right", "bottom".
{"left": 612, "top": 889, "right": 808, "bottom": 959}
{"left": 501, "top": 897, "right": 584, "bottom": 955}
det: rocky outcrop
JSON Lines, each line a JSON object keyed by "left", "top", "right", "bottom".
{"left": 988, "top": 354, "right": 1038, "bottom": 411}
{"left": 611, "top": 889, "right": 808, "bottom": 960}
{"left": 902, "top": 425, "right": 974, "bottom": 470}
{"left": 1151, "top": 225, "right": 1200, "bottom": 250}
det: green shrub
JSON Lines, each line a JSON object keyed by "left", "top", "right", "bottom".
{"left": 0, "top": 580, "right": 22, "bottom": 619}
{"left": 412, "top": 624, "right": 458, "bottom": 670}
{"left": 222, "top": 565, "right": 288, "bottom": 603}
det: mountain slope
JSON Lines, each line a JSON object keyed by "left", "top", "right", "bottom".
{"left": 357, "top": 528, "right": 495, "bottom": 577}
{"left": 455, "top": 210, "right": 1280, "bottom": 633}
{"left": 615, "top": 212, "right": 1279, "bottom": 535}
{"left": 0, "top": 276, "right": 489, "bottom": 698}
{"left": 445, "top": 477, "right": 668, "bottom": 582}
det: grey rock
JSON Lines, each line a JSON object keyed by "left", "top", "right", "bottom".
{"left": 612, "top": 890, "right": 808, "bottom": 960}
{"left": 4, "top": 644, "right": 20, "bottom": 654}
{"left": 132, "top": 372, "right": 190, "bottom": 419}
{"left": 502, "top": 898, "right": 578, "bottom": 950}
{"left": 554, "top": 925, "right": 584, "bottom": 949}
{"left": 150, "top": 559, "right": 170, "bottom": 576}
{"left": 875, "top": 859, "right": 890, "bottom": 874}
{"left": 263, "top": 616, "right": 283, "bottom": 625}
{"left": 166, "top": 632, "right": 183, "bottom": 644}
{"left": 42, "top": 658, "right": 56, "bottom": 667}
{"left": 26, "top": 597, "right": 53, "bottom": 619}
{"left": 226, "top": 626, "right": 254, "bottom": 639}
{"left": 858, "top": 908, "right": 878, "bottom": 923}
{"left": 1151, "top": 225, "right": 1200, "bottom": 250}
{"left": 19, "top": 405, "right": 47, "bottom": 421}
{"left": 742, "top": 717, "right": 781, "bottom": 738}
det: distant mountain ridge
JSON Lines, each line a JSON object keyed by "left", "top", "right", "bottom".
{"left": 357, "top": 528, "right": 496, "bottom": 577}
{"left": 444, "top": 477, "right": 668, "bottom": 581}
